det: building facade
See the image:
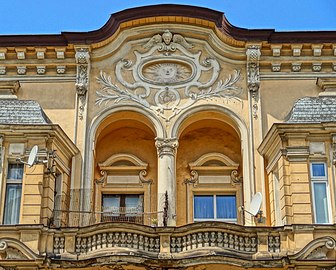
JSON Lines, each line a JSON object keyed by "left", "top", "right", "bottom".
{"left": 0, "top": 4, "right": 335, "bottom": 270}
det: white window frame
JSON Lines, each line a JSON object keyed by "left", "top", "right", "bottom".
{"left": 193, "top": 194, "right": 237, "bottom": 223}
{"left": 3, "top": 163, "right": 24, "bottom": 225}
{"left": 309, "top": 162, "right": 332, "bottom": 224}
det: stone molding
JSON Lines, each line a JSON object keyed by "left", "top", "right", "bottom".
{"left": 155, "top": 137, "right": 179, "bottom": 157}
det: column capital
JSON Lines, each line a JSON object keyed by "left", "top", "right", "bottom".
{"left": 155, "top": 138, "right": 179, "bottom": 157}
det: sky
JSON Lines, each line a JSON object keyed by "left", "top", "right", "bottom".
{"left": 0, "top": 0, "right": 335, "bottom": 34}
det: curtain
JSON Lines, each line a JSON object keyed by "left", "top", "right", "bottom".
{"left": 312, "top": 163, "right": 325, "bottom": 177}
{"left": 3, "top": 184, "right": 22, "bottom": 224}
{"left": 216, "top": 195, "right": 237, "bottom": 219}
{"left": 102, "top": 195, "right": 121, "bottom": 216}
{"left": 7, "top": 164, "right": 23, "bottom": 180}
{"left": 194, "top": 195, "right": 214, "bottom": 219}
{"left": 313, "top": 182, "right": 329, "bottom": 223}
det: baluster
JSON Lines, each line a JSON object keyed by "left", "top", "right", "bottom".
{"left": 92, "top": 235, "right": 97, "bottom": 251}
{"left": 182, "top": 236, "right": 187, "bottom": 251}
{"left": 268, "top": 236, "right": 275, "bottom": 252}
{"left": 75, "top": 237, "right": 81, "bottom": 254}
{"left": 171, "top": 237, "right": 176, "bottom": 253}
{"left": 274, "top": 236, "right": 280, "bottom": 252}
{"left": 127, "top": 233, "right": 132, "bottom": 248}
{"left": 197, "top": 233, "right": 203, "bottom": 248}
{"left": 114, "top": 232, "right": 120, "bottom": 247}
{"left": 229, "top": 234, "right": 234, "bottom": 249}
{"left": 191, "top": 234, "right": 197, "bottom": 249}
{"left": 224, "top": 233, "right": 229, "bottom": 248}
{"left": 144, "top": 236, "right": 149, "bottom": 251}
{"left": 186, "top": 235, "right": 191, "bottom": 250}
{"left": 133, "top": 233, "right": 138, "bottom": 249}
{"left": 59, "top": 237, "right": 65, "bottom": 253}
{"left": 203, "top": 232, "right": 209, "bottom": 247}
{"left": 149, "top": 238, "right": 155, "bottom": 252}
{"left": 81, "top": 238, "right": 87, "bottom": 254}
{"left": 139, "top": 235, "right": 144, "bottom": 250}
{"left": 217, "top": 232, "right": 223, "bottom": 247}
{"left": 87, "top": 236, "right": 92, "bottom": 252}
{"left": 245, "top": 237, "right": 251, "bottom": 252}
{"left": 210, "top": 232, "right": 216, "bottom": 247}
{"left": 239, "top": 236, "right": 244, "bottom": 251}
{"left": 120, "top": 232, "right": 126, "bottom": 247}
{"left": 251, "top": 237, "right": 257, "bottom": 252}
{"left": 97, "top": 234, "right": 102, "bottom": 249}
{"left": 176, "top": 237, "right": 182, "bottom": 252}
{"left": 54, "top": 237, "right": 60, "bottom": 254}
{"left": 107, "top": 233, "right": 112, "bottom": 248}
{"left": 155, "top": 238, "right": 160, "bottom": 253}
{"left": 234, "top": 235, "right": 239, "bottom": 250}
{"left": 102, "top": 233, "right": 107, "bottom": 248}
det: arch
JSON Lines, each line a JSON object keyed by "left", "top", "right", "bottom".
{"left": 98, "top": 153, "right": 148, "bottom": 168}
{"left": 82, "top": 104, "right": 164, "bottom": 213}
{"left": 189, "top": 152, "right": 239, "bottom": 168}
{"left": 171, "top": 104, "right": 253, "bottom": 224}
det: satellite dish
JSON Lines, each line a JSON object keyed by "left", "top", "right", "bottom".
{"left": 27, "top": 145, "right": 38, "bottom": 167}
{"left": 249, "top": 192, "right": 262, "bottom": 216}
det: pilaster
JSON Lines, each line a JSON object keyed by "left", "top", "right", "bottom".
{"left": 155, "top": 138, "right": 179, "bottom": 226}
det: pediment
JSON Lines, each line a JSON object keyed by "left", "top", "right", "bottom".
{"left": 290, "top": 237, "right": 336, "bottom": 261}
{"left": 0, "top": 238, "right": 41, "bottom": 261}
{"left": 98, "top": 153, "right": 148, "bottom": 171}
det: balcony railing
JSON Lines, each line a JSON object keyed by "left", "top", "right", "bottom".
{"left": 51, "top": 209, "right": 163, "bottom": 227}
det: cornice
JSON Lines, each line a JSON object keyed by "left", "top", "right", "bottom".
{"left": 0, "top": 5, "right": 335, "bottom": 47}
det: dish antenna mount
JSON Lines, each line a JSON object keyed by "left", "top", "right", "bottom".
{"left": 240, "top": 192, "right": 264, "bottom": 223}
{"left": 17, "top": 145, "right": 48, "bottom": 167}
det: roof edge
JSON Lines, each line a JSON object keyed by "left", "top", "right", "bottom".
{"left": 0, "top": 4, "right": 335, "bottom": 46}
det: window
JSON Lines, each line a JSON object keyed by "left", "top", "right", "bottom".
{"left": 194, "top": 195, "right": 237, "bottom": 222}
{"left": 310, "top": 162, "right": 331, "bottom": 224}
{"left": 3, "top": 164, "right": 23, "bottom": 224}
{"left": 102, "top": 194, "right": 143, "bottom": 223}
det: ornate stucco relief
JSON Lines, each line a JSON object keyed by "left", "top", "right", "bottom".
{"left": 96, "top": 30, "right": 243, "bottom": 122}
{"left": 246, "top": 45, "right": 261, "bottom": 119}
{"left": 75, "top": 47, "right": 90, "bottom": 120}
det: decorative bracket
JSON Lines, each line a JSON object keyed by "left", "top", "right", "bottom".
{"left": 75, "top": 47, "right": 90, "bottom": 120}
{"left": 184, "top": 170, "right": 199, "bottom": 186}
{"left": 246, "top": 45, "right": 261, "bottom": 119}
{"left": 230, "top": 170, "right": 243, "bottom": 185}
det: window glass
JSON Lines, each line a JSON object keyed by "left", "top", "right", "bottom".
{"left": 7, "top": 164, "right": 24, "bottom": 180}
{"left": 194, "top": 195, "right": 214, "bottom": 219}
{"left": 313, "top": 182, "right": 329, "bottom": 223}
{"left": 216, "top": 195, "right": 236, "bottom": 219}
{"left": 102, "top": 195, "right": 121, "bottom": 215}
{"left": 311, "top": 163, "right": 326, "bottom": 177}
{"left": 3, "top": 184, "right": 22, "bottom": 224}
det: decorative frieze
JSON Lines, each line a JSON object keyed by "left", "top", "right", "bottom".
{"left": 0, "top": 49, "right": 6, "bottom": 60}
{"left": 55, "top": 48, "right": 65, "bottom": 59}
{"left": 15, "top": 49, "right": 26, "bottom": 60}
{"left": 16, "top": 66, "right": 26, "bottom": 75}
{"left": 312, "top": 63, "right": 322, "bottom": 72}
{"left": 36, "top": 48, "right": 46, "bottom": 59}
{"left": 272, "top": 63, "right": 281, "bottom": 72}
{"left": 291, "top": 45, "right": 302, "bottom": 56}
{"left": 96, "top": 30, "right": 242, "bottom": 122}
{"left": 312, "top": 45, "right": 323, "bottom": 56}
{"left": 271, "top": 45, "right": 282, "bottom": 57}
{"left": 0, "top": 67, "right": 5, "bottom": 75}
{"left": 56, "top": 65, "right": 66, "bottom": 74}
{"left": 36, "top": 66, "right": 46, "bottom": 75}
{"left": 292, "top": 63, "right": 301, "bottom": 72}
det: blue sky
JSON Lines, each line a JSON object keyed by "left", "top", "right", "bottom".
{"left": 0, "top": 0, "right": 335, "bottom": 34}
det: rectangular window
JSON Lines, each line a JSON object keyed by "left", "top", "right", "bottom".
{"left": 310, "top": 162, "right": 331, "bottom": 224}
{"left": 102, "top": 194, "right": 143, "bottom": 223}
{"left": 3, "top": 164, "right": 23, "bottom": 225}
{"left": 194, "top": 195, "right": 237, "bottom": 222}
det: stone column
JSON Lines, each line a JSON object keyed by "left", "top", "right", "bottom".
{"left": 155, "top": 138, "right": 178, "bottom": 226}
